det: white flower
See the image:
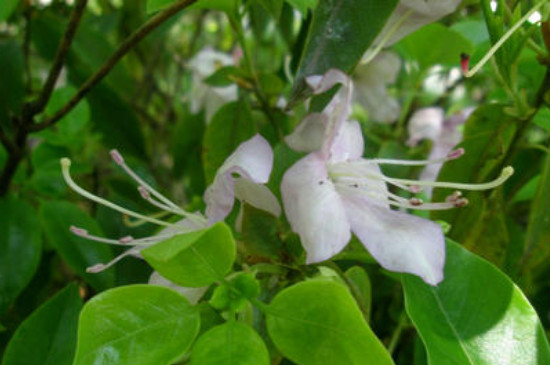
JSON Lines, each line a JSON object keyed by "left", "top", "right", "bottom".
{"left": 375, "top": 0, "right": 461, "bottom": 46}
{"left": 188, "top": 47, "right": 238, "bottom": 122}
{"left": 354, "top": 51, "right": 401, "bottom": 123}
{"left": 281, "top": 70, "right": 513, "bottom": 286}
{"left": 61, "top": 134, "right": 280, "bottom": 273}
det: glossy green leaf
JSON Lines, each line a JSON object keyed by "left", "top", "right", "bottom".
{"left": 403, "top": 240, "right": 550, "bottom": 365}
{"left": 293, "top": 0, "right": 397, "bottom": 100}
{"left": 40, "top": 201, "right": 115, "bottom": 291}
{"left": 142, "top": 222, "right": 236, "bottom": 287}
{"left": 0, "top": 196, "right": 42, "bottom": 313}
{"left": 191, "top": 321, "right": 270, "bottom": 365}
{"left": 0, "top": 0, "right": 18, "bottom": 22}
{"left": 73, "top": 285, "right": 200, "bottom": 365}
{"left": 266, "top": 280, "right": 394, "bottom": 365}
{"left": 2, "top": 284, "right": 82, "bottom": 365}
{"left": 396, "top": 24, "right": 473, "bottom": 69}
{"left": 202, "top": 100, "right": 256, "bottom": 184}
{"left": 345, "top": 266, "right": 372, "bottom": 322}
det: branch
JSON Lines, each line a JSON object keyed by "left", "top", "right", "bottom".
{"left": 29, "top": 0, "right": 198, "bottom": 132}
{"left": 30, "top": 0, "right": 88, "bottom": 114}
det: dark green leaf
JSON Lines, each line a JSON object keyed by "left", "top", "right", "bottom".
{"left": 191, "top": 321, "right": 270, "bottom": 365}
{"left": 73, "top": 285, "right": 200, "bottom": 365}
{"left": 0, "top": 196, "right": 42, "bottom": 313}
{"left": 2, "top": 284, "right": 82, "bottom": 365}
{"left": 240, "top": 204, "right": 283, "bottom": 259}
{"left": 142, "top": 222, "right": 236, "bottom": 287}
{"left": 403, "top": 239, "right": 550, "bottom": 365}
{"left": 267, "top": 280, "right": 395, "bottom": 365}
{"left": 293, "top": 0, "right": 397, "bottom": 100}
{"left": 344, "top": 266, "right": 372, "bottom": 322}
{"left": 40, "top": 201, "right": 115, "bottom": 291}
{"left": 202, "top": 100, "right": 256, "bottom": 184}
{"left": 286, "top": 0, "right": 318, "bottom": 14}
{"left": 0, "top": 40, "right": 24, "bottom": 127}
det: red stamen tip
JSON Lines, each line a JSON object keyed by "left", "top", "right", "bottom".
{"left": 110, "top": 149, "right": 124, "bottom": 165}
{"left": 460, "top": 53, "right": 470, "bottom": 75}
{"left": 119, "top": 236, "right": 134, "bottom": 244}
{"left": 454, "top": 197, "right": 469, "bottom": 207}
{"left": 409, "top": 185, "right": 423, "bottom": 194}
{"left": 409, "top": 198, "right": 424, "bottom": 206}
{"left": 447, "top": 148, "right": 465, "bottom": 160}
{"left": 70, "top": 226, "right": 88, "bottom": 237}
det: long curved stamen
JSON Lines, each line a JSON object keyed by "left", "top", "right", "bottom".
{"left": 86, "top": 247, "right": 141, "bottom": 273}
{"left": 70, "top": 225, "right": 189, "bottom": 246}
{"left": 110, "top": 150, "right": 182, "bottom": 212}
{"left": 361, "top": 148, "right": 464, "bottom": 166}
{"left": 61, "top": 158, "right": 175, "bottom": 227}
{"left": 381, "top": 166, "right": 514, "bottom": 191}
{"left": 462, "top": 1, "right": 545, "bottom": 77}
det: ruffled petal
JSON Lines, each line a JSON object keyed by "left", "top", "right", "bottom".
{"left": 281, "top": 153, "right": 351, "bottom": 263}
{"left": 329, "top": 120, "right": 365, "bottom": 163}
{"left": 285, "top": 113, "right": 329, "bottom": 153}
{"left": 205, "top": 134, "right": 274, "bottom": 223}
{"left": 341, "top": 191, "right": 445, "bottom": 285}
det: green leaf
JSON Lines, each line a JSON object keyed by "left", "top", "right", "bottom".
{"left": 266, "top": 280, "right": 395, "bottom": 365}
{"left": 191, "top": 321, "right": 270, "bottom": 365}
{"left": 204, "top": 66, "right": 248, "bottom": 87}
{"left": 403, "top": 240, "right": 550, "bottom": 365}
{"left": 396, "top": 23, "right": 474, "bottom": 70}
{"left": 147, "top": 0, "right": 238, "bottom": 14}
{"left": 202, "top": 100, "right": 256, "bottom": 184}
{"left": 2, "top": 284, "right": 83, "bottom": 365}
{"left": 255, "top": 0, "right": 284, "bottom": 18}
{"left": 142, "top": 222, "right": 236, "bottom": 287}
{"left": 37, "top": 86, "right": 90, "bottom": 146}
{"left": 344, "top": 266, "right": 372, "bottom": 322}
{"left": 0, "top": 0, "right": 18, "bottom": 22}
{"left": 0, "top": 40, "right": 24, "bottom": 127}
{"left": 0, "top": 196, "right": 42, "bottom": 314}
{"left": 286, "top": 0, "right": 318, "bottom": 15}
{"left": 292, "top": 0, "right": 397, "bottom": 100}
{"left": 73, "top": 285, "right": 200, "bottom": 365}
{"left": 240, "top": 204, "right": 283, "bottom": 259}
{"left": 521, "top": 146, "right": 550, "bottom": 277}
{"left": 40, "top": 201, "right": 115, "bottom": 291}
{"left": 209, "top": 272, "right": 260, "bottom": 311}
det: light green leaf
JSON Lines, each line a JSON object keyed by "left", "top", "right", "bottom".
{"left": 267, "top": 280, "right": 395, "bottom": 365}
{"left": 396, "top": 23, "right": 474, "bottom": 69}
{"left": 73, "top": 285, "right": 200, "bottom": 365}
{"left": 191, "top": 321, "right": 270, "bottom": 365}
{"left": 40, "top": 201, "right": 115, "bottom": 291}
{"left": 142, "top": 222, "right": 236, "bottom": 287}
{"left": 403, "top": 240, "right": 550, "bottom": 365}
{"left": 2, "top": 284, "right": 82, "bottom": 365}
{"left": 0, "top": 196, "right": 42, "bottom": 313}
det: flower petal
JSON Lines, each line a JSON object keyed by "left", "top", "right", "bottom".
{"left": 234, "top": 177, "right": 281, "bottom": 218}
{"left": 329, "top": 120, "right": 365, "bottom": 163}
{"left": 407, "top": 107, "right": 445, "bottom": 146}
{"left": 205, "top": 134, "right": 274, "bottom": 223}
{"left": 281, "top": 153, "right": 351, "bottom": 263}
{"left": 285, "top": 113, "right": 329, "bottom": 153}
{"left": 341, "top": 192, "right": 445, "bottom": 285}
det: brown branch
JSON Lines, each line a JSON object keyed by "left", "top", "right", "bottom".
{"left": 29, "top": 0, "right": 198, "bottom": 132}
{"left": 30, "top": 0, "right": 88, "bottom": 114}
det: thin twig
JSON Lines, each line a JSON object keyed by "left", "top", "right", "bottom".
{"left": 29, "top": 0, "right": 198, "bottom": 132}
{"left": 31, "top": 0, "right": 88, "bottom": 114}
